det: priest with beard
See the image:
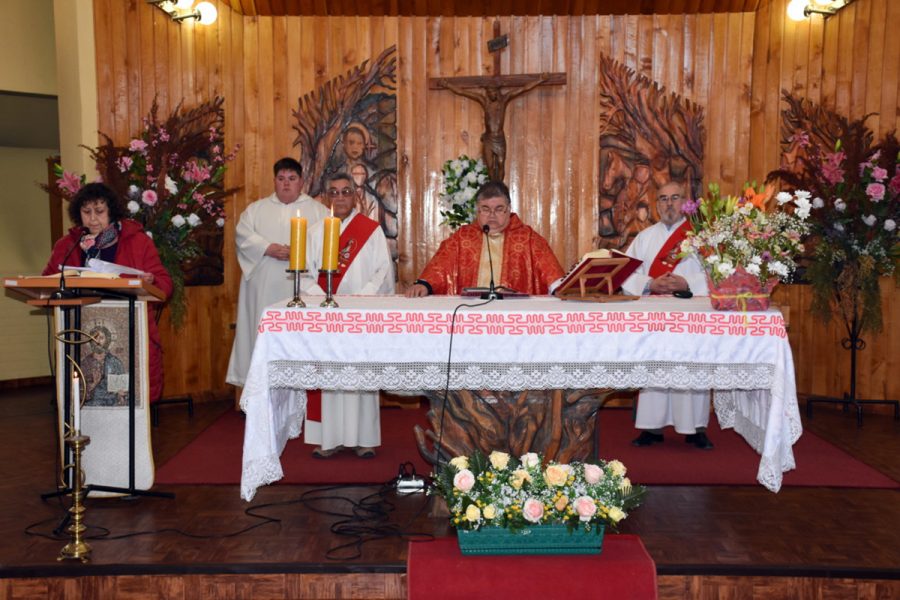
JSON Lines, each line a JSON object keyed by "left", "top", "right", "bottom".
{"left": 405, "top": 181, "right": 564, "bottom": 297}
{"left": 302, "top": 172, "right": 394, "bottom": 459}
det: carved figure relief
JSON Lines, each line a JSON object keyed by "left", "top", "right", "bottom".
{"left": 595, "top": 55, "right": 706, "bottom": 251}
{"left": 292, "top": 46, "right": 399, "bottom": 262}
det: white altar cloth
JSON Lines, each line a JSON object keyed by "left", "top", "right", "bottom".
{"left": 240, "top": 295, "right": 802, "bottom": 500}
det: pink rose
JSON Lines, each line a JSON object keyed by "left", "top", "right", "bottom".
{"left": 871, "top": 166, "right": 888, "bottom": 182}
{"left": 866, "top": 182, "right": 885, "bottom": 202}
{"left": 453, "top": 469, "right": 475, "bottom": 493}
{"left": 574, "top": 496, "right": 597, "bottom": 521}
{"left": 522, "top": 498, "right": 544, "bottom": 523}
{"left": 142, "top": 190, "right": 158, "bottom": 206}
{"left": 128, "top": 139, "right": 148, "bottom": 152}
{"left": 583, "top": 464, "right": 604, "bottom": 484}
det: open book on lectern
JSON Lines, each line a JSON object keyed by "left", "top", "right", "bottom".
{"left": 554, "top": 249, "right": 643, "bottom": 300}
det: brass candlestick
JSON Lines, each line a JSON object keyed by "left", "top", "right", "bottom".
{"left": 58, "top": 432, "right": 91, "bottom": 563}
{"left": 285, "top": 268, "right": 308, "bottom": 307}
{"left": 319, "top": 269, "right": 339, "bottom": 308}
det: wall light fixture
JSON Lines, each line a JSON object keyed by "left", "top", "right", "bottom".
{"left": 147, "top": 0, "right": 218, "bottom": 25}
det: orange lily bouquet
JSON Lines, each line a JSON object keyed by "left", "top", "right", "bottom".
{"left": 680, "top": 182, "right": 811, "bottom": 286}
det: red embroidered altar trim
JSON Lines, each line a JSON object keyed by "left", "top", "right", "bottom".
{"left": 258, "top": 309, "right": 787, "bottom": 338}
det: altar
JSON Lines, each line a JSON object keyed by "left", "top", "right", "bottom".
{"left": 239, "top": 295, "right": 801, "bottom": 500}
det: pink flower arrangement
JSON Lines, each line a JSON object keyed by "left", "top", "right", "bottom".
{"left": 434, "top": 450, "right": 644, "bottom": 533}
{"left": 49, "top": 97, "right": 240, "bottom": 327}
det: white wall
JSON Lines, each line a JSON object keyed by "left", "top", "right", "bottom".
{"left": 0, "top": 147, "right": 56, "bottom": 380}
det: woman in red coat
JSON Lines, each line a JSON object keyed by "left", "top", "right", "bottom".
{"left": 43, "top": 182, "right": 173, "bottom": 402}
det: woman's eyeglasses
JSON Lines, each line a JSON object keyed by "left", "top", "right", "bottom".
{"left": 326, "top": 187, "right": 355, "bottom": 198}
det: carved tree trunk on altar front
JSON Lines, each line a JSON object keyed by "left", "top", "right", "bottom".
{"left": 413, "top": 389, "right": 611, "bottom": 465}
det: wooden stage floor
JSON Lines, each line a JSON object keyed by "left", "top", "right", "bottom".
{"left": 1, "top": 385, "right": 898, "bottom": 599}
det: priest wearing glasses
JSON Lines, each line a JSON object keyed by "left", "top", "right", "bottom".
{"left": 302, "top": 172, "right": 394, "bottom": 459}
{"left": 405, "top": 180, "right": 564, "bottom": 297}
{"left": 620, "top": 180, "right": 713, "bottom": 450}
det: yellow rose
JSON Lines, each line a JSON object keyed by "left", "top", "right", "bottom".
{"left": 510, "top": 469, "right": 530, "bottom": 490}
{"left": 544, "top": 464, "right": 568, "bottom": 487}
{"left": 554, "top": 495, "right": 569, "bottom": 511}
{"left": 607, "top": 460, "right": 626, "bottom": 478}
{"left": 489, "top": 451, "right": 510, "bottom": 470}
{"left": 483, "top": 504, "right": 497, "bottom": 519}
{"left": 619, "top": 477, "right": 632, "bottom": 494}
{"left": 465, "top": 504, "right": 481, "bottom": 522}
{"left": 449, "top": 456, "right": 469, "bottom": 470}
{"left": 608, "top": 507, "right": 625, "bottom": 523}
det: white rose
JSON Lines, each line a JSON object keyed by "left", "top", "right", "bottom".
{"left": 519, "top": 452, "right": 540, "bottom": 469}
{"left": 812, "top": 197, "right": 825, "bottom": 209}
{"left": 885, "top": 219, "right": 897, "bottom": 232}
{"left": 775, "top": 191, "right": 792, "bottom": 205}
{"left": 165, "top": 175, "right": 178, "bottom": 195}
{"left": 834, "top": 198, "right": 846, "bottom": 212}
{"left": 216, "top": 217, "right": 225, "bottom": 228}
{"left": 127, "top": 200, "right": 140, "bottom": 215}
{"left": 794, "top": 198, "right": 811, "bottom": 219}
{"left": 186, "top": 213, "right": 202, "bottom": 228}
{"left": 862, "top": 214, "right": 877, "bottom": 227}
{"left": 171, "top": 214, "right": 186, "bottom": 228}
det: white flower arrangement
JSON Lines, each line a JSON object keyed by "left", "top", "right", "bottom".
{"left": 680, "top": 183, "right": 811, "bottom": 285}
{"left": 439, "top": 155, "right": 489, "bottom": 229}
{"left": 432, "top": 450, "right": 645, "bottom": 533}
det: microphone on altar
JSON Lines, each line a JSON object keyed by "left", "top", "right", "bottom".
{"left": 50, "top": 229, "right": 88, "bottom": 300}
{"left": 480, "top": 224, "right": 503, "bottom": 301}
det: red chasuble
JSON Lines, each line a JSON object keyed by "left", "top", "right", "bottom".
{"left": 647, "top": 219, "right": 692, "bottom": 279}
{"left": 417, "top": 214, "right": 564, "bottom": 295}
{"left": 307, "top": 214, "right": 380, "bottom": 423}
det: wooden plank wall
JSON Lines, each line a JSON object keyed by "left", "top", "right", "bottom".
{"left": 90, "top": 0, "right": 897, "bottom": 401}
{"left": 756, "top": 0, "right": 899, "bottom": 402}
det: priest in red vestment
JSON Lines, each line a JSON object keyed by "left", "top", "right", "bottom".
{"left": 405, "top": 181, "right": 564, "bottom": 297}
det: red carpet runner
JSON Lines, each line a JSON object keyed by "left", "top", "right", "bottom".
{"left": 156, "top": 406, "right": 899, "bottom": 489}
{"left": 407, "top": 535, "right": 657, "bottom": 600}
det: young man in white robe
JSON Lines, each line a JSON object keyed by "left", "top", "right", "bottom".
{"left": 621, "top": 181, "right": 714, "bottom": 450}
{"left": 301, "top": 172, "right": 395, "bottom": 458}
{"left": 226, "top": 158, "right": 330, "bottom": 389}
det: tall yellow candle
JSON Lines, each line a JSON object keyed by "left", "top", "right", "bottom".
{"left": 321, "top": 213, "right": 341, "bottom": 271}
{"left": 289, "top": 211, "right": 307, "bottom": 270}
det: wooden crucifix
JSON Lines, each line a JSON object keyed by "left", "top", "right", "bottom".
{"left": 429, "top": 21, "right": 566, "bottom": 182}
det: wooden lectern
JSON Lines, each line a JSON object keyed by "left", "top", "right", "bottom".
{"left": 4, "top": 275, "right": 172, "bottom": 500}
{"left": 555, "top": 250, "right": 642, "bottom": 302}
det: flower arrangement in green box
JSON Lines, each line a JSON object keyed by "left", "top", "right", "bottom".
{"left": 432, "top": 450, "right": 645, "bottom": 533}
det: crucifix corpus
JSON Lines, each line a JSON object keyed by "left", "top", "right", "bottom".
{"left": 429, "top": 21, "right": 566, "bottom": 182}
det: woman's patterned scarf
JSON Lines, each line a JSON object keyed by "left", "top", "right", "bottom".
{"left": 80, "top": 222, "right": 120, "bottom": 261}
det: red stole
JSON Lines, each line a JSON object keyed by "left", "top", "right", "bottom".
{"left": 648, "top": 220, "right": 692, "bottom": 278}
{"left": 308, "top": 214, "right": 380, "bottom": 425}
{"left": 316, "top": 214, "right": 380, "bottom": 293}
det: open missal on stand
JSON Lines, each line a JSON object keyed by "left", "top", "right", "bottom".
{"left": 554, "top": 248, "right": 642, "bottom": 302}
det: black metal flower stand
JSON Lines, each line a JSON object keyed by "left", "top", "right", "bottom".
{"left": 805, "top": 301, "right": 900, "bottom": 426}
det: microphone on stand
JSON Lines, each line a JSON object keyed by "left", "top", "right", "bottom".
{"left": 50, "top": 229, "right": 88, "bottom": 300}
{"left": 480, "top": 224, "right": 503, "bottom": 300}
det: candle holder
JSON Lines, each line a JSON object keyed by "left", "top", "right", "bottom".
{"left": 58, "top": 432, "right": 91, "bottom": 563}
{"left": 285, "top": 268, "right": 309, "bottom": 307}
{"left": 319, "top": 269, "right": 339, "bottom": 308}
